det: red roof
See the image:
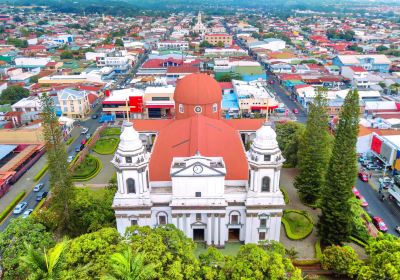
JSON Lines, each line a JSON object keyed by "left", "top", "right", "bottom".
{"left": 349, "top": 66, "right": 367, "bottom": 72}
{"left": 278, "top": 74, "right": 302, "bottom": 81}
{"left": 174, "top": 74, "right": 221, "bottom": 105}
{"left": 148, "top": 115, "right": 248, "bottom": 181}
{"left": 218, "top": 82, "right": 233, "bottom": 90}
{"left": 166, "top": 65, "right": 200, "bottom": 74}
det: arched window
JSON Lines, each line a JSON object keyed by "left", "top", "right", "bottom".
{"left": 230, "top": 211, "right": 240, "bottom": 225}
{"left": 179, "top": 104, "right": 184, "bottom": 113}
{"left": 157, "top": 212, "right": 168, "bottom": 225}
{"left": 126, "top": 178, "right": 135, "bottom": 194}
{"left": 212, "top": 103, "right": 218, "bottom": 113}
{"left": 261, "top": 177, "right": 270, "bottom": 192}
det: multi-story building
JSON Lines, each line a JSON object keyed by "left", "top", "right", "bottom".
{"left": 333, "top": 54, "right": 391, "bottom": 73}
{"left": 157, "top": 41, "right": 189, "bottom": 51}
{"left": 205, "top": 33, "right": 233, "bottom": 46}
{"left": 112, "top": 74, "right": 285, "bottom": 245}
{"left": 57, "top": 88, "right": 90, "bottom": 119}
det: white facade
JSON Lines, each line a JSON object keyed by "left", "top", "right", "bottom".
{"left": 157, "top": 41, "right": 189, "bottom": 50}
{"left": 112, "top": 121, "right": 285, "bottom": 246}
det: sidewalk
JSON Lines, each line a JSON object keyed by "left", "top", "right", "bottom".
{"left": 0, "top": 155, "right": 48, "bottom": 213}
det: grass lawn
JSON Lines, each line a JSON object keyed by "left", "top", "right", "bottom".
{"left": 194, "top": 242, "right": 242, "bottom": 258}
{"left": 283, "top": 211, "right": 313, "bottom": 239}
{"left": 93, "top": 137, "right": 119, "bottom": 154}
{"left": 73, "top": 155, "right": 101, "bottom": 179}
{"left": 101, "top": 127, "right": 121, "bottom": 136}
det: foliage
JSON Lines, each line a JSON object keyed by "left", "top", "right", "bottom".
{"left": 217, "top": 72, "right": 242, "bottom": 82}
{"left": 21, "top": 239, "right": 68, "bottom": 280}
{"left": 275, "top": 121, "right": 305, "bottom": 167}
{"left": 200, "top": 40, "right": 213, "bottom": 48}
{"left": 318, "top": 90, "right": 360, "bottom": 245}
{"left": 376, "top": 45, "right": 389, "bottom": 52}
{"left": 102, "top": 248, "right": 157, "bottom": 280}
{"left": 326, "top": 29, "right": 355, "bottom": 41}
{"left": 33, "top": 163, "right": 49, "bottom": 182}
{"left": 6, "top": 37, "right": 28, "bottom": 48}
{"left": 0, "top": 191, "right": 26, "bottom": 222}
{"left": 125, "top": 224, "right": 200, "bottom": 279}
{"left": 282, "top": 210, "right": 314, "bottom": 240}
{"left": 349, "top": 236, "right": 368, "bottom": 248}
{"left": 321, "top": 245, "right": 362, "bottom": 278}
{"left": 65, "top": 136, "right": 75, "bottom": 146}
{"left": 115, "top": 38, "right": 124, "bottom": 47}
{"left": 224, "top": 243, "right": 302, "bottom": 279}
{"left": 348, "top": 44, "right": 364, "bottom": 53}
{"left": 30, "top": 75, "right": 39, "bottom": 84}
{"left": 0, "top": 85, "right": 30, "bottom": 105}
{"left": 349, "top": 197, "right": 370, "bottom": 242}
{"left": 60, "top": 50, "right": 73, "bottom": 59}
{"left": 315, "top": 238, "right": 322, "bottom": 260}
{"left": 0, "top": 218, "right": 55, "bottom": 280}
{"left": 294, "top": 89, "right": 331, "bottom": 205}
{"left": 101, "top": 127, "right": 121, "bottom": 136}
{"left": 199, "top": 247, "right": 226, "bottom": 280}
{"left": 40, "top": 93, "right": 75, "bottom": 235}
{"left": 62, "top": 227, "right": 122, "bottom": 279}
{"left": 93, "top": 137, "right": 120, "bottom": 154}
{"left": 72, "top": 155, "right": 102, "bottom": 181}
{"left": 280, "top": 187, "right": 290, "bottom": 204}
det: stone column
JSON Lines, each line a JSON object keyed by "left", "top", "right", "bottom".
{"left": 219, "top": 215, "right": 226, "bottom": 247}
{"left": 207, "top": 214, "right": 212, "bottom": 246}
{"left": 244, "top": 214, "right": 252, "bottom": 244}
{"left": 186, "top": 214, "right": 192, "bottom": 238}
{"left": 214, "top": 214, "right": 219, "bottom": 246}
{"left": 177, "top": 215, "right": 183, "bottom": 232}
{"left": 172, "top": 215, "right": 178, "bottom": 229}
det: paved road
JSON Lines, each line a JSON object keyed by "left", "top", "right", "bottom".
{"left": 0, "top": 107, "right": 103, "bottom": 231}
{"left": 356, "top": 178, "right": 400, "bottom": 236}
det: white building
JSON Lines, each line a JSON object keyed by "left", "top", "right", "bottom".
{"left": 112, "top": 74, "right": 285, "bottom": 245}
{"left": 15, "top": 57, "right": 52, "bottom": 68}
{"left": 193, "top": 11, "right": 207, "bottom": 34}
{"left": 248, "top": 39, "right": 286, "bottom": 52}
{"left": 157, "top": 41, "right": 189, "bottom": 51}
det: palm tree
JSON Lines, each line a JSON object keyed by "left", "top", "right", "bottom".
{"left": 21, "top": 240, "right": 67, "bottom": 280}
{"left": 285, "top": 247, "right": 299, "bottom": 261}
{"left": 102, "top": 247, "right": 156, "bottom": 280}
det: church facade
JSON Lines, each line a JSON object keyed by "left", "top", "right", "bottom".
{"left": 112, "top": 74, "right": 285, "bottom": 246}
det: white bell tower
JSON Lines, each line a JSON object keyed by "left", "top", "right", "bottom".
{"left": 244, "top": 122, "right": 285, "bottom": 243}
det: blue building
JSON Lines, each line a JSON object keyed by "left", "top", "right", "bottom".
{"left": 333, "top": 55, "right": 391, "bottom": 73}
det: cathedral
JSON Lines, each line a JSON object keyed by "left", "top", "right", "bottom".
{"left": 112, "top": 74, "right": 285, "bottom": 246}
{"left": 193, "top": 11, "right": 207, "bottom": 35}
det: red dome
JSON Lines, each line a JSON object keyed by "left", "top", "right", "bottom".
{"left": 174, "top": 74, "right": 222, "bottom": 105}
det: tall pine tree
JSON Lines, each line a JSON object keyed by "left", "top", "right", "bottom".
{"left": 40, "top": 93, "right": 74, "bottom": 234}
{"left": 294, "top": 88, "right": 331, "bottom": 205}
{"left": 318, "top": 89, "right": 360, "bottom": 245}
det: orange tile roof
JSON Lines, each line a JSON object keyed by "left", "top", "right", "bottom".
{"left": 149, "top": 115, "right": 248, "bottom": 181}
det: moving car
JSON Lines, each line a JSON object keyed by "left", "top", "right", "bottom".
{"left": 268, "top": 80, "right": 274, "bottom": 85}
{"left": 13, "top": 202, "right": 28, "bottom": 214}
{"left": 91, "top": 114, "right": 98, "bottom": 119}
{"left": 372, "top": 216, "right": 388, "bottom": 232}
{"left": 67, "top": 155, "right": 74, "bottom": 163}
{"left": 352, "top": 187, "right": 360, "bottom": 196}
{"left": 86, "top": 133, "right": 92, "bottom": 140}
{"left": 356, "top": 195, "right": 369, "bottom": 207}
{"left": 366, "top": 163, "right": 382, "bottom": 170}
{"left": 379, "top": 177, "right": 394, "bottom": 185}
{"left": 81, "top": 127, "right": 88, "bottom": 134}
{"left": 358, "top": 170, "right": 369, "bottom": 182}
{"left": 292, "top": 108, "right": 299, "bottom": 114}
{"left": 36, "top": 191, "right": 48, "bottom": 201}
{"left": 22, "top": 209, "right": 33, "bottom": 219}
{"left": 33, "top": 183, "right": 44, "bottom": 192}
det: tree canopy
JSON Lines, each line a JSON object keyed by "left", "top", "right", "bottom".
{"left": 0, "top": 85, "right": 30, "bottom": 105}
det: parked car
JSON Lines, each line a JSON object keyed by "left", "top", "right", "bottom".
{"left": 358, "top": 170, "right": 369, "bottom": 182}
{"left": 36, "top": 191, "right": 48, "bottom": 201}
{"left": 268, "top": 80, "right": 274, "bottom": 85}
{"left": 366, "top": 163, "right": 382, "bottom": 170}
{"left": 292, "top": 108, "right": 299, "bottom": 114}
{"left": 75, "top": 146, "right": 81, "bottom": 153}
{"left": 394, "top": 175, "right": 400, "bottom": 186}
{"left": 380, "top": 177, "right": 394, "bottom": 185}
{"left": 33, "top": 183, "right": 44, "bottom": 192}
{"left": 22, "top": 209, "right": 33, "bottom": 219}
{"left": 91, "top": 114, "right": 98, "bottom": 119}
{"left": 356, "top": 195, "right": 369, "bottom": 207}
{"left": 361, "top": 160, "right": 371, "bottom": 167}
{"left": 86, "top": 133, "right": 92, "bottom": 140}
{"left": 372, "top": 216, "right": 388, "bottom": 232}
{"left": 13, "top": 202, "right": 28, "bottom": 214}
{"left": 395, "top": 225, "right": 400, "bottom": 235}
{"left": 352, "top": 187, "right": 360, "bottom": 196}
{"left": 81, "top": 127, "right": 89, "bottom": 134}
{"left": 67, "top": 155, "right": 74, "bottom": 163}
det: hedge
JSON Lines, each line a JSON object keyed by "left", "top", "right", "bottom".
{"left": 0, "top": 191, "right": 26, "bottom": 223}
{"left": 282, "top": 210, "right": 314, "bottom": 240}
{"left": 280, "top": 187, "right": 290, "bottom": 204}
{"left": 72, "top": 156, "right": 102, "bottom": 182}
{"left": 315, "top": 238, "right": 323, "bottom": 260}
{"left": 292, "top": 259, "right": 320, "bottom": 266}
{"left": 66, "top": 137, "right": 75, "bottom": 146}
{"left": 349, "top": 236, "right": 368, "bottom": 248}
{"left": 33, "top": 163, "right": 48, "bottom": 182}
{"left": 32, "top": 198, "right": 46, "bottom": 215}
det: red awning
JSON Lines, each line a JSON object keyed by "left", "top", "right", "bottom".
{"left": 250, "top": 105, "right": 279, "bottom": 110}
{"left": 146, "top": 104, "right": 174, "bottom": 109}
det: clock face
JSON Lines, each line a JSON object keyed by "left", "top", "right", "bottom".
{"left": 194, "top": 106, "right": 202, "bottom": 113}
{"left": 193, "top": 164, "right": 203, "bottom": 174}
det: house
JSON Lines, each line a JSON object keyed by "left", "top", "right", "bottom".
{"left": 333, "top": 54, "right": 391, "bottom": 73}
{"left": 57, "top": 88, "right": 90, "bottom": 119}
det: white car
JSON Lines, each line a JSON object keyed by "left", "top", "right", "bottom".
{"left": 13, "top": 202, "right": 28, "bottom": 214}
{"left": 33, "top": 183, "right": 44, "bottom": 192}
{"left": 379, "top": 177, "right": 394, "bottom": 185}
{"left": 81, "top": 127, "right": 89, "bottom": 134}
{"left": 67, "top": 155, "right": 74, "bottom": 163}
{"left": 22, "top": 209, "right": 33, "bottom": 219}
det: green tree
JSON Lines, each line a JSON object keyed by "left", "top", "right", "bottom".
{"left": 115, "top": 38, "right": 124, "bottom": 47}
{"left": 6, "top": 37, "right": 28, "bottom": 48}
{"left": 376, "top": 45, "right": 388, "bottom": 52}
{"left": 200, "top": 40, "right": 213, "bottom": 48}
{"left": 199, "top": 247, "right": 226, "bottom": 280}
{"left": 125, "top": 225, "right": 200, "bottom": 279}
{"left": 318, "top": 90, "right": 360, "bottom": 245}
{"left": 0, "top": 85, "right": 30, "bottom": 104}
{"left": 321, "top": 245, "right": 362, "bottom": 278}
{"left": 275, "top": 121, "right": 305, "bottom": 167}
{"left": 224, "top": 244, "right": 302, "bottom": 279}
{"left": 60, "top": 51, "right": 73, "bottom": 59}
{"left": 40, "top": 93, "right": 75, "bottom": 234}
{"left": 294, "top": 89, "right": 331, "bottom": 205}
{"left": 103, "top": 248, "right": 156, "bottom": 280}
{"left": 0, "top": 218, "right": 55, "bottom": 280}
{"left": 21, "top": 240, "right": 68, "bottom": 280}
{"left": 217, "top": 72, "right": 242, "bottom": 82}
{"left": 216, "top": 41, "right": 224, "bottom": 48}
{"left": 30, "top": 75, "right": 39, "bottom": 84}
{"left": 390, "top": 83, "right": 400, "bottom": 95}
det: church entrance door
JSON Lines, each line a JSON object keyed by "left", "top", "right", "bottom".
{"left": 193, "top": 229, "right": 205, "bottom": 241}
{"left": 228, "top": 228, "right": 240, "bottom": 241}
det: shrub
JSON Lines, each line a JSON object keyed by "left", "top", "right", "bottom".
{"left": 280, "top": 187, "right": 290, "bottom": 204}
{"left": 281, "top": 210, "right": 314, "bottom": 240}
{"left": 0, "top": 191, "right": 26, "bottom": 222}
{"left": 33, "top": 163, "right": 48, "bottom": 182}
{"left": 292, "top": 259, "right": 320, "bottom": 266}
{"left": 349, "top": 236, "right": 368, "bottom": 248}
{"left": 315, "top": 238, "right": 323, "bottom": 260}
{"left": 72, "top": 155, "right": 102, "bottom": 181}
{"left": 92, "top": 137, "right": 119, "bottom": 155}
{"left": 320, "top": 245, "right": 362, "bottom": 277}
{"left": 66, "top": 137, "right": 75, "bottom": 145}
{"left": 32, "top": 197, "right": 46, "bottom": 215}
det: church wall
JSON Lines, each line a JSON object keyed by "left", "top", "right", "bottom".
{"left": 172, "top": 176, "right": 225, "bottom": 198}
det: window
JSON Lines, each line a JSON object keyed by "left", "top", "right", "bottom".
{"left": 126, "top": 178, "right": 135, "bottom": 194}
{"left": 196, "top": 213, "right": 201, "bottom": 221}
{"left": 159, "top": 215, "right": 167, "bottom": 225}
{"left": 264, "top": 155, "right": 271, "bottom": 162}
{"left": 195, "top": 192, "right": 201, "bottom": 197}
{"left": 212, "top": 103, "right": 218, "bottom": 113}
{"left": 261, "top": 177, "right": 270, "bottom": 192}
{"left": 131, "top": 219, "right": 138, "bottom": 226}
{"left": 63, "top": 100, "right": 66, "bottom": 105}
{"left": 126, "top": 157, "right": 132, "bottom": 163}
{"left": 152, "top": 97, "right": 170, "bottom": 101}
{"left": 231, "top": 214, "right": 239, "bottom": 225}
{"left": 259, "top": 232, "right": 266, "bottom": 240}
{"left": 260, "top": 218, "right": 267, "bottom": 228}
{"left": 179, "top": 104, "right": 184, "bottom": 113}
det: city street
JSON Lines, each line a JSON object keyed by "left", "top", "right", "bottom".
{"left": 356, "top": 178, "right": 400, "bottom": 236}
{"left": 0, "top": 107, "right": 103, "bottom": 231}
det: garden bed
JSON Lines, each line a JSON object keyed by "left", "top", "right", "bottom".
{"left": 72, "top": 155, "right": 102, "bottom": 181}
{"left": 100, "top": 127, "right": 121, "bottom": 137}
{"left": 92, "top": 137, "right": 119, "bottom": 155}
{"left": 282, "top": 210, "right": 314, "bottom": 240}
